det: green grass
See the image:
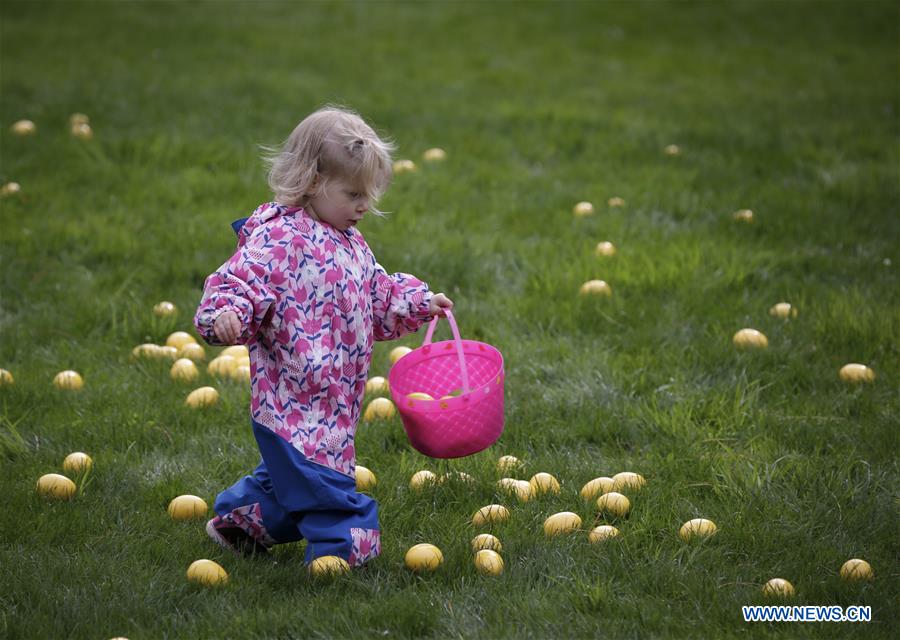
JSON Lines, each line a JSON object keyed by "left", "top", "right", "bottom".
{"left": 1, "top": 0, "right": 898, "bottom": 638}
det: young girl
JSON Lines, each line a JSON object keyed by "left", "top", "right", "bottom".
{"left": 194, "top": 105, "right": 453, "bottom": 567}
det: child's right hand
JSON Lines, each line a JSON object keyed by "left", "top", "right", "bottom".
{"left": 213, "top": 311, "right": 241, "bottom": 344}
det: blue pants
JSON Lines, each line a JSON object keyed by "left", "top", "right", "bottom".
{"left": 213, "top": 420, "right": 381, "bottom": 566}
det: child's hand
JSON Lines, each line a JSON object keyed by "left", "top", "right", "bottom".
{"left": 428, "top": 293, "right": 454, "bottom": 317}
{"left": 214, "top": 311, "right": 241, "bottom": 344}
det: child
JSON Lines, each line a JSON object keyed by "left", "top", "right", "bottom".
{"left": 194, "top": 105, "right": 453, "bottom": 567}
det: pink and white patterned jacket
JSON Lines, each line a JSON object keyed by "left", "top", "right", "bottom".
{"left": 195, "top": 202, "right": 433, "bottom": 478}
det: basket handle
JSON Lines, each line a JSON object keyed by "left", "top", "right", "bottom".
{"left": 422, "top": 309, "right": 471, "bottom": 395}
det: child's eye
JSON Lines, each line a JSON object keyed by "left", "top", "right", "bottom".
{"left": 348, "top": 192, "right": 360, "bottom": 198}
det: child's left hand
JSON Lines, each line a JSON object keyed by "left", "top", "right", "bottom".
{"left": 428, "top": 292, "right": 454, "bottom": 317}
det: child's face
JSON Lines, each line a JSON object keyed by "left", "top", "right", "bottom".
{"left": 306, "top": 177, "right": 370, "bottom": 232}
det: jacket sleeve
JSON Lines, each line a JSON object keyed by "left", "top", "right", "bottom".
{"left": 370, "top": 259, "right": 434, "bottom": 342}
{"left": 194, "top": 222, "right": 288, "bottom": 346}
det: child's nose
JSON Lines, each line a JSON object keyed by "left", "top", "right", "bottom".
{"left": 357, "top": 198, "right": 369, "bottom": 213}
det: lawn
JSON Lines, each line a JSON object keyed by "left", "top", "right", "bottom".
{"left": 1, "top": 1, "right": 898, "bottom": 638}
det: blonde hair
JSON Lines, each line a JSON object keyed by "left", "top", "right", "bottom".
{"left": 264, "top": 105, "right": 395, "bottom": 216}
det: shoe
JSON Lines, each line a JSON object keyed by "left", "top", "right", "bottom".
{"left": 206, "top": 516, "right": 270, "bottom": 557}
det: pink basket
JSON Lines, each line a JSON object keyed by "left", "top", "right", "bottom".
{"left": 388, "top": 310, "right": 505, "bottom": 458}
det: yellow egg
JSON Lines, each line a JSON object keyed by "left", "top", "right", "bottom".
{"left": 595, "top": 241, "right": 616, "bottom": 257}
{"left": 607, "top": 196, "right": 625, "bottom": 207}
{"left": 733, "top": 209, "right": 754, "bottom": 223}
{"left": 232, "top": 365, "right": 251, "bottom": 382}
{"left": 221, "top": 345, "right": 249, "bottom": 359}
{"left": 167, "top": 494, "right": 208, "bottom": 520}
{"left": 529, "top": 472, "right": 560, "bottom": 496}
{"left": 131, "top": 343, "right": 160, "bottom": 360}
{"left": 580, "top": 477, "right": 615, "bottom": 500}
{"left": 186, "top": 559, "right": 228, "bottom": 586}
{"left": 179, "top": 342, "right": 206, "bottom": 361}
{"left": 0, "top": 368, "right": 14, "bottom": 385}
{"left": 69, "top": 113, "right": 90, "bottom": 126}
{"left": 543, "top": 511, "right": 582, "bottom": 537}
{"left": 839, "top": 558, "right": 873, "bottom": 581}
{"left": 497, "top": 478, "right": 532, "bottom": 502}
{"left": 409, "top": 470, "right": 437, "bottom": 490}
{"left": 679, "top": 518, "right": 718, "bottom": 542}
{"left": 474, "top": 549, "right": 504, "bottom": 576}
{"left": 404, "top": 543, "right": 443, "bottom": 572}
{"left": 497, "top": 455, "right": 523, "bottom": 473}
{"left": 393, "top": 159, "right": 417, "bottom": 174}
{"left": 596, "top": 492, "right": 631, "bottom": 517}
{"left": 11, "top": 119, "right": 35, "bottom": 135}
{"left": 423, "top": 148, "right": 447, "bottom": 162}
{"left": 573, "top": 201, "right": 594, "bottom": 217}
{"left": 664, "top": 144, "right": 681, "bottom": 155}
{"left": 356, "top": 465, "right": 377, "bottom": 492}
{"left": 208, "top": 355, "right": 237, "bottom": 377}
{"left": 612, "top": 471, "right": 646, "bottom": 492}
{"left": 732, "top": 328, "right": 768, "bottom": 349}
{"left": 62, "top": 452, "right": 92, "bottom": 474}
{"left": 1, "top": 182, "right": 21, "bottom": 197}
{"left": 588, "top": 525, "right": 620, "bottom": 543}
{"left": 363, "top": 397, "right": 396, "bottom": 421}
{"left": 71, "top": 123, "right": 93, "bottom": 139}
{"left": 53, "top": 370, "right": 84, "bottom": 390}
{"left": 170, "top": 358, "right": 199, "bottom": 382}
{"left": 472, "top": 504, "right": 510, "bottom": 527}
{"left": 762, "top": 578, "right": 795, "bottom": 598}
{"left": 185, "top": 386, "right": 219, "bottom": 408}
{"left": 36, "top": 473, "right": 76, "bottom": 500}
{"left": 440, "top": 471, "right": 475, "bottom": 485}
{"left": 579, "top": 280, "right": 612, "bottom": 297}
{"left": 365, "top": 376, "right": 389, "bottom": 395}
{"left": 407, "top": 392, "right": 434, "bottom": 401}
{"left": 309, "top": 555, "right": 351, "bottom": 578}
{"left": 389, "top": 346, "right": 412, "bottom": 365}
{"left": 153, "top": 301, "right": 177, "bottom": 317}
{"left": 166, "top": 331, "right": 196, "bottom": 350}
{"left": 769, "top": 302, "right": 798, "bottom": 319}
{"left": 158, "top": 346, "right": 178, "bottom": 361}
{"left": 839, "top": 364, "right": 875, "bottom": 384}
{"left": 471, "top": 533, "right": 502, "bottom": 552}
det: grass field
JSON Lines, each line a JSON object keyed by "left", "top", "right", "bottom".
{"left": 1, "top": 1, "right": 898, "bottom": 638}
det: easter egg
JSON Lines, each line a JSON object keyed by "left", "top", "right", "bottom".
{"left": 186, "top": 559, "right": 228, "bottom": 586}
{"left": 356, "top": 465, "right": 377, "bottom": 492}
{"left": 404, "top": 543, "right": 442, "bottom": 573}
{"left": 732, "top": 328, "right": 768, "bottom": 349}
{"left": 762, "top": 578, "right": 795, "bottom": 598}
{"left": 363, "top": 397, "right": 396, "bottom": 421}
{"left": 158, "top": 346, "right": 178, "bottom": 361}
{"left": 839, "top": 364, "right": 875, "bottom": 384}
{"left": 53, "top": 370, "right": 83, "bottom": 390}
{"left": 170, "top": 358, "right": 199, "bottom": 382}
{"left": 11, "top": 119, "right": 35, "bottom": 135}
{"left": 732, "top": 209, "right": 754, "bottom": 223}
{"left": 471, "top": 533, "right": 502, "bottom": 552}
{"left": 595, "top": 241, "right": 616, "bottom": 257}
{"left": 62, "top": 452, "right": 92, "bottom": 474}
{"left": 131, "top": 343, "right": 160, "bottom": 360}
{"left": 440, "top": 471, "right": 475, "bottom": 485}
{"left": 409, "top": 470, "right": 437, "bottom": 490}
{"left": 839, "top": 558, "right": 873, "bottom": 581}
{"left": 208, "top": 355, "right": 237, "bottom": 377}
{"left": 393, "top": 159, "right": 417, "bottom": 174}
{"left": 389, "top": 346, "right": 412, "bottom": 365}
{"left": 588, "top": 525, "right": 620, "bottom": 543}
{"left": 166, "top": 331, "right": 196, "bottom": 350}
{"left": 579, "top": 280, "right": 612, "bottom": 297}
{"left": 529, "top": 472, "right": 560, "bottom": 496}
{"left": 167, "top": 494, "right": 208, "bottom": 520}
{"left": 664, "top": 144, "right": 681, "bottom": 155}
{"left": 497, "top": 455, "right": 523, "bottom": 473}
{"left": 185, "top": 386, "right": 219, "bottom": 408}
{"left": 543, "top": 511, "right": 582, "bottom": 537}
{"left": 153, "top": 301, "right": 176, "bottom": 317}
{"left": 769, "top": 302, "right": 798, "bottom": 319}
{"left": 596, "top": 492, "right": 630, "bottom": 517}
{"left": 423, "top": 148, "right": 447, "bottom": 162}
{"left": 472, "top": 504, "right": 510, "bottom": 527}
{"left": 474, "top": 549, "right": 504, "bottom": 576}
{"left": 612, "top": 472, "right": 646, "bottom": 492}
{"left": 679, "top": 518, "right": 718, "bottom": 542}
{"left": 573, "top": 201, "right": 594, "bottom": 217}
{"left": 407, "top": 391, "right": 434, "bottom": 401}
{"left": 580, "top": 477, "right": 614, "bottom": 500}
{"left": 36, "top": 473, "right": 76, "bottom": 500}
{"left": 69, "top": 113, "right": 89, "bottom": 126}
{"left": 232, "top": 365, "right": 251, "bottom": 382}
{"left": 0, "top": 368, "right": 14, "bottom": 385}
{"left": 179, "top": 343, "right": 206, "bottom": 361}
{"left": 0, "top": 182, "right": 21, "bottom": 196}
{"left": 365, "top": 376, "right": 389, "bottom": 395}
{"left": 309, "top": 555, "right": 350, "bottom": 578}
{"left": 607, "top": 196, "right": 625, "bottom": 207}
{"left": 221, "top": 345, "right": 249, "bottom": 359}
{"left": 71, "top": 123, "right": 93, "bottom": 139}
